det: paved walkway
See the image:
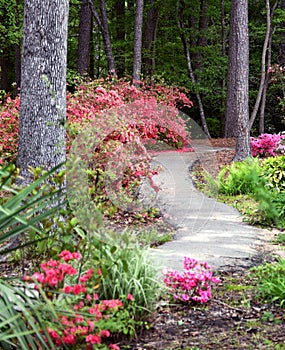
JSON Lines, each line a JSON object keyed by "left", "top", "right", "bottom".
{"left": 149, "top": 145, "right": 275, "bottom": 272}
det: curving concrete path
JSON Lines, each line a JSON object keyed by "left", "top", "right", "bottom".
{"left": 149, "top": 145, "right": 275, "bottom": 272}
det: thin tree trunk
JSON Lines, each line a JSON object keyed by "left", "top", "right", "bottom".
{"left": 249, "top": 0, "right": 278, "bottom": 130}
{"left": 260, "top": 17, "right": 275, "bottom": 134}
{"left": 100, "top": 0, "right": 116, "bottom": 76}
{"left": 115, "top": 0, "right": 125, "bottom": 77}
{"left": 14, "top": 0, "right": 21, "bottom": 92}
{"left": 132, "top": 0, "right": 144, "bottom": 82}
{"left": 279, "top": 0, "right": 285, "bottom": 65}
{"left": 77, "top": 0, "right": 92, "bottom": 75}
{"left": 88, "top": 0, "right": 116, "bottom": 76}
{"left": 177, "top": 4, "right": 211, "bottom": 139}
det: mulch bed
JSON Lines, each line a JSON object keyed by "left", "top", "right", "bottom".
{"left": 119, "top": 267, "right": 285, "bottom": 350}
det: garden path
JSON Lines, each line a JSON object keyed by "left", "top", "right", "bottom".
{"left": 149, "top": 143, "right": 277, "bottom": 272}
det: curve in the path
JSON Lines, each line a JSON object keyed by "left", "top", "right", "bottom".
{"left": 149, "top": 148, "right": 270, "bottom": 272}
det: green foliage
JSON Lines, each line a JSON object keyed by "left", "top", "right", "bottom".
{"left": 216, "top": 158, "right": 262, "bottom": 196}
{"left": 0, "top": 279, "right": 57, "bottom": 350}
{"left": 207, "top": 157, "right": 285, "bottom": 228}
{"left": 262, "top": 156, "right": 285, "bottom": 193}
{"left": 250, "top": 259, "right": 285, "bottom": 308}
{"left": 205, "top": 117, "right": 222, "bottom": 138}
{"left": 0, "top": 163, "right": 65, "bottom": 258}
{"left": 84, "top": 233, "right": 162, "bottom": 320}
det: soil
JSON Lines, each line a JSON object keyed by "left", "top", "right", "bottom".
{"left": 118, "top": 138, "right": 285, "bottom": 350}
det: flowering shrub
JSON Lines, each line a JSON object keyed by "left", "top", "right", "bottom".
{"left": 0, "top": 96, "right": 20, "bottom": 164}
{"left": 0, "top": 79, "right": 192, "bottom": 220}
{"left": 24, "top": 250, "right": 137, "bottom": 349}
{"left": 250, "top": 133, "right": 285, "bottom": 158}
{"left": 163, "top": 257, "right": 220, "bottom": 303}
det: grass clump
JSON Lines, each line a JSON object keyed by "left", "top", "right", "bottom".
{"left": 250, "top": 259, "right": 285, "bottom": 308}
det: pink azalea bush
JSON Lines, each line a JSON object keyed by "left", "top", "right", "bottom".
{"left": 0, "top": 79, "right": 192, "bottom": 220}
{"left": 163, "top": 257, "right": 220, "bottom": 303}
{"left": 250, "top": 133, "right": 285, "bottom": 158}
{"left": 0, "top": 78, "right": 192, "bottom": 166}
{"left": 24, "top": 250, "right": 136, "bottom": 349}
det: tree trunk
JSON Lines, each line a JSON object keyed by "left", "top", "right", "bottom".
{"left": 99, "top": 0, "right": 116, "bottom": 76}
{"left": 18, "top": 0, "right": 68, "bottom": 183}
{"left": 279, "top": 0, "right": 285, "bottom": 65}
{"left": 14, "top": 0, "right": 21, "bottom": 92}
{"left": 132, "top": 0, "right": 144, "bottom": 82}
{"left": 249, "top": 0, "right": 277, "bottom": 130}
{"left": 220, "top": 0, "right": 226, "bottom": 133}
{"left": 226, "top": 0, "right": 251, "bottom": 161}
{"left": 88, "top": 0, "right": 116, "bottom": 76}
{"left": 77, "top": 0, "right": 92, "bottom": 76}
{"left": 143, "top": 0, "right": 159, "bottom": 77}
{"left": 115, "top": 0, "right": 126, "bottom": 77}
{"left": 260, "top": 5, "right": 276, "bottom": 134}
{"left": 177, "top": 2, "right": 211, "bottom": 139}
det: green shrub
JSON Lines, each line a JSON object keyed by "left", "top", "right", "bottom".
{"left": 217, "top": 158, "right": 262, "bottom": 196}
{"left": 262, "top": 155, "right": 285, "bottom": 193}
{"left": 250, "top": 259, "right": 285, "bottom": 308}
{"left": 84, "top": 233, "right": 162, "bottom": 320}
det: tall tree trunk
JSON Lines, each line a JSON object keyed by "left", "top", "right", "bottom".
{"left": 14, "top": 0, "right": 21, "bottom": 92}
{"left": 220, "top": 0, "right": 226, "bottom": 133}
{"left": 279, "top": 0, "right": 285, "bottom": 65}
{"left": 77, "top": 0, "right": 92, "bottom": 75}
{"left": 115, "top": 0, "right": 126, "bottom": 77}
{"left": 249, "top": 0, "right": 277, "bottom": 130}
{"left": 143, "top": 0, "right": 159, "bottom": 77}
{"left": 89, "top": 17, "right": 95, "bottom": 79}
{"left": 132, "top": 0, "right": 144, "bottom": 82}
{"left": 177, "top": 2, "right": 210, "bottom": 138}
{"left": 260, "top": 6, "right": 276, "bottom": 134}
{"left": 195, "top": 0, "right": 208, "bottom": 71}
{"left": 226, "top": 0, "right": 251, "bottom": 161}
{"left": 18, "top": 0, "right": 68, "bottom": 183}
{"left": 88, "top": 0, "right": 116, "bottom": 76}
{"left": 100, "top": 0, "right": 116, "bottom": 76}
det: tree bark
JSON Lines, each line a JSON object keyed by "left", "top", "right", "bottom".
{"left": 225, "top": 0, "right": 251, "bottom": 161}
{"left": 99, "top": 0, "right": 116, "bottom": 76}
{"left": 249, "top": 0, "right": 277, "bottom": 130}
{"left": 143, "top": 0, "right": 159, "bottom": 77}
{"left": 132, "top": 0, "right": 144, "bottom": 82}
{"left": 87, "top": 0, "right": 116, "bottom": 76}
{"left": 77, "top": 0, "right": 92, "bottom": 76}
{"left": 177, "top": 2, "right": 211, "bottom": 139}
{"left": 115, "top": 0, "right": 126, "bottom": 77}
{"left": 18, "top": 0, "right": 68, "bottom": 183}
{"left": 279, "top": 0, "right": 285, "bottom": 65}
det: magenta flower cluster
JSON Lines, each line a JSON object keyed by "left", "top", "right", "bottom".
{"left": 163, "top": 257, "right": 220, "bottom": 303}
{"left": 250, "top": 133, "right": 285, "bottom": 158}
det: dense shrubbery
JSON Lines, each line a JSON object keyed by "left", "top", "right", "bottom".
{"left": 208, "top": 135, "right": 285, "bottom": 228}
{"left": 0, "top": 78, "right": 192, "bottom": 221}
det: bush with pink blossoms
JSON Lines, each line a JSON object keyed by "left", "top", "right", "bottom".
{"left": 250, "top": 133, "right": 285, "bottom": 158}
{"left": 163, "top": 257, "right": 220, "bottom": 303}
{"left": 23, "top": 250, "right": 138, "bottom": 349}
